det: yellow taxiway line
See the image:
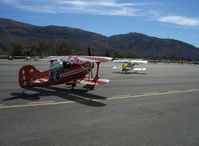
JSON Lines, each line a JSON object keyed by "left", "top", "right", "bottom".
{"left": 110, "top": 88, "right": 199, "bottom": 100}
{"left": 0, "top": 88, "right": 199, "bottom": 110}
{"left": 28, "top": 100, "right": 55, "bottom": 104}
{"left": 0, "top": 100, "right": 74, "bottom": 109}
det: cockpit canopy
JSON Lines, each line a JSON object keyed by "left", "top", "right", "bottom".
{"left": 50, "top": 61, "right": 74, "bottom": 70}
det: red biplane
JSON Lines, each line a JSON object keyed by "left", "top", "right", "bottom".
{"left": 18, "top": 56, "right": 112, "bottom": 90}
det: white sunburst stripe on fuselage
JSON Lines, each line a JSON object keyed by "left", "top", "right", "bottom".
{"left": 60, "top": 68, "right": 85, "bottom": 78}
{"left": 60, "top": 67, "right": 90, "bottom": 78}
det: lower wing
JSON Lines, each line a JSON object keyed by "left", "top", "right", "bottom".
{"left": 133, "top": 68, "right": 146, "bottom": 71}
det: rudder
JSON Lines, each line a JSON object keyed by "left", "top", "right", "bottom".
{"left": 18, "top": 65, "right": 40, "bottom": 88}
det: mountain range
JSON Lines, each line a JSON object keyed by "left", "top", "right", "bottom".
{"left": 0, "top": 18, "right": 198, "bottom": 60}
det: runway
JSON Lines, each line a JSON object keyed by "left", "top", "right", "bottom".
{"left": 0, "top": 59, "right": 199, "bottom": 146}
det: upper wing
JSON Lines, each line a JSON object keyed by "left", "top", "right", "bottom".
{"left": 130, "top": 60, "right": 148, "bottom": 64}
{"left": 113, "top": 59, "right": 129, "bottom": 63}
{"left": 77, "top": 56, "right": 112, "bottom": 63}
{"left": 41, "top": 56, "right": 70, "bottom": 61}
{"left": 113, "top": 59, "right": 148, "bottom": 64}
{"left": 42, "top": 55, "right": 112, "bottom": 63}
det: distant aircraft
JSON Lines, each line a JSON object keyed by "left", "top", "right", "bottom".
{"left": 112, "top": 59, "right": 148, "bottom": 73}
{"left": 8, "top": 56, "right": 13, "bottom": 60}
{"left": 24, "top": 56, "right": 31, "bottom": 61}
{"left": 18, "top": 55, "right": 112, "bottom": 91}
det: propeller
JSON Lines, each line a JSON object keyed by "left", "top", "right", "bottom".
{"left": 88, "top": 46, "right": 91, "bottom": 56}
{"left": 88, "top": 46, "right": 93, "bottom": 79}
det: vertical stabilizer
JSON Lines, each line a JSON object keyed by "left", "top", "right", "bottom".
{"left": 18, "top": 65, "right": 40, "bottom": 88}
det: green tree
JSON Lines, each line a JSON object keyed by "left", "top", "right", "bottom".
{"left": 37, "top": 39, "right": 50, "bottom": 56}
{"left": 126, "top": 51, "right": 137, "bottom": 58}
{"left": 23, "top": 47, "right": 33, "bottom": 56}
{"left": 104, "top": 49, "right": 112, "bottom": 57}
{"left": 11, "top": 42, "right": 24, "bottom": 56}
{"left": 56, "top": 41, "right": 72, "bottom": 55}
{"left": 30, "top": 39, "right": 51, "bottom": 56}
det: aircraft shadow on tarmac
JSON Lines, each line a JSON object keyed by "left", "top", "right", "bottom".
{"left": 112, "top": 71, "right": 147, "bottom": 75}
{"left": 5, "top": 86, "right": 107, "bottom": 107}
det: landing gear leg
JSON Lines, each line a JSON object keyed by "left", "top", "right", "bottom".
{"left": 71, "top": 85, "right": 74, "bottom": 90}
{"left": 71, "top": 84, "right": 76, "bottom": 90}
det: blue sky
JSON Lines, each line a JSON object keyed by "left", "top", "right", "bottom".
{"left": 0, "top": 0, "right": 199, "bottom": 47}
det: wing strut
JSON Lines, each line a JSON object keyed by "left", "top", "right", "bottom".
{"left": 80, "top": 62, "right": 109, "bottom": 90}
{"left": 50, "top": 60, "right": 54, "bottom": 68}
{"left": 94, "top": 62, "right": 100, "bottom": 81}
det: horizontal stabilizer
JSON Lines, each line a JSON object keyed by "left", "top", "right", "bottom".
{"left": 112, "top": 66, "right": 121, "bottom": 70}
{"left": 31, "top": 77, "right": 48, "bottom": 84}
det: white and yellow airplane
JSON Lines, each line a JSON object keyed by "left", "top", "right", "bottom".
{"left": 112, "top": 59, "right": 148, "bottom": 73}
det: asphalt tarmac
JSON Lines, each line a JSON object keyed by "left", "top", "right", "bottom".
{"left": 0, "top": 59, "right": 199, "bottom": 146}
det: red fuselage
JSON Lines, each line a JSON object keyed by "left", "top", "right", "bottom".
{"left": 18, "top": 61, "right": 92, "bottom": 88}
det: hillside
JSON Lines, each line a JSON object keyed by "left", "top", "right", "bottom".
{"left": 108, "top": 33, "right": 199, "bottom": 60}
{"left": 0, "top": 18, "right": 109, "bottom": 55}
{"left": 0, "top": 18, "right": 199, "bottom": 60}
